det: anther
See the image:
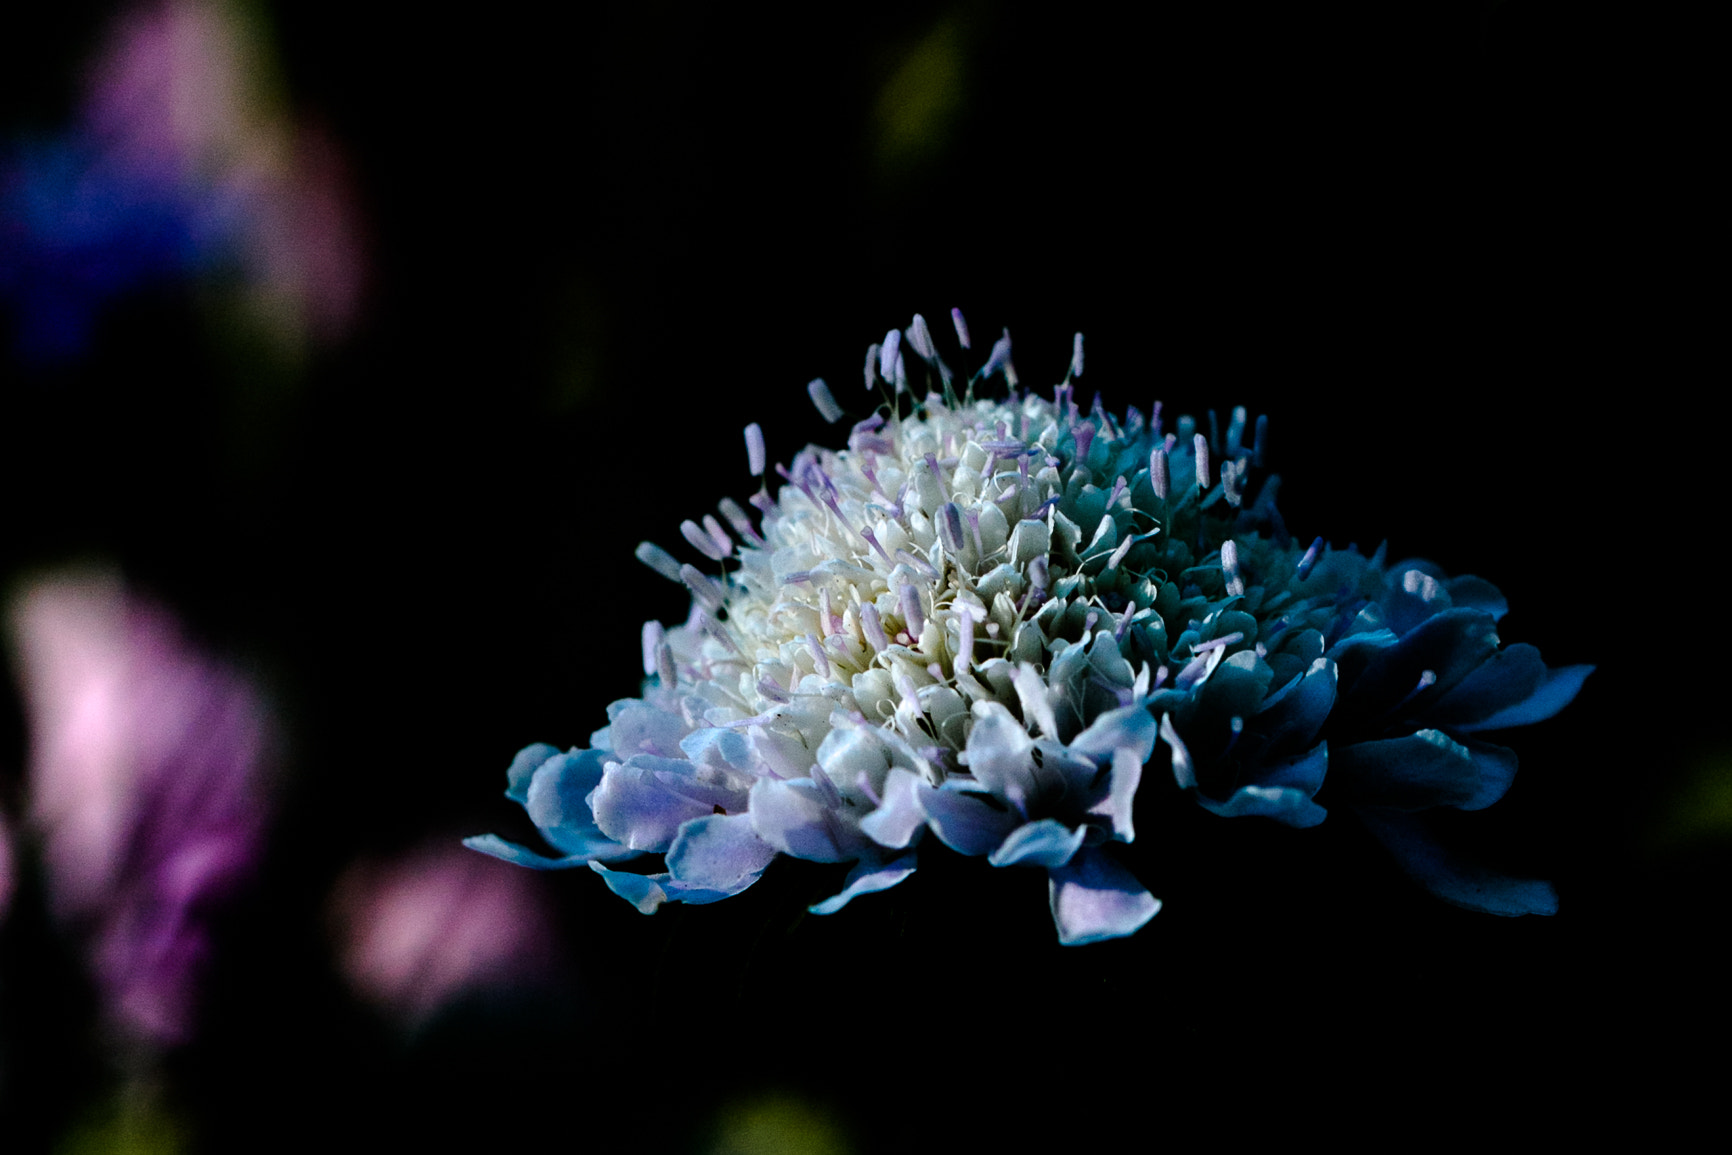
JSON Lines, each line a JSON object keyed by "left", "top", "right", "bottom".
{"left": 1074, "top": 421, "right": 1094, "bottom": 462}
{"left": 938, "top": 502, "right": 966, "bottom": 553}
{"left": 641, "top": 621, "right": 666, "bottom": 677}
{"left": 861, "top": 603, "right": 889, "bottom": 652}
{"left": 1221, "top": 539, "right": 1245, "bottom": 598}
{"left": 680, "top": 564, "right": 726, "bottom": 612}
{"left": 702, "top": 514, "right": 733, "bottom": 556}
{"left": 900, "top": 583, "right": 926, "bottom": 636}
{"left": 757, "top": 676, "right": 792, "bottom": 704}
{"left": 807, "top": 378, "right": 843, "bottom": 423}
{"left": 907, "top": 314, "right": 937, "bottom": 361}
{"left": 895, "top": 549, "right": 939, "bottom": 580}
{"left": 859, "top": 525, "right": 894, "bottom": 566}
{"left": 880, "top": 329, "right": 903, "bottom": 387}
{"left": 1194, "top": 432, "right": 1211, "bottom": 490}
{"left": 1070, "top": 332, "right": 1085, "bottom": 379}
{"left": 1150, "top": 446, "right": 1170, "bottom": 499}
{"left": 1225, "top": 406, "right": 1247, "bottom": 456}
{"left": 1106, "top": 534, "right": 1136, "bottom": 572}
{"left": 1295, "top": 536, "right": 1324, "bottom": 581}
{"left": 718, "top": 497, "right": 763, "bottom": 545}
{"left": 744, "top": 423, "right": 766, "bottom": 477}
{"left": 635, "top": 541, "right": 684, "bottom": 582}
{"left": 863, "top": 343, "right": 880, "bottom": 390}
{"left": 805, "top": 633, "right": 831, "bottom": 677}
{"left": 982, "top": 328, "right": 1015, "bottom": 384}
{"left": 951, "top": 307, "right": 971, "bottom": 349}
{"left": 681, "top": 519, "right": 728, "bottom": 562}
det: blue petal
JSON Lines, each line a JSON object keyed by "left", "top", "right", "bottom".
{"left": 1330, "top": 730, "right": 1479, "bottom": 810}
{"left": 1443, "top": 575, "right": 1509, "bottom": 621}
{"left": 666, "top": 813, "right": 778, "bottom": 892}
{"left": 505, "top": 743, "right": 560, "bottom": 805}
{"left": 526, "top": 748, "right": 630, "bottom": 856}
{"left": 1454, "top": 663, "right": 1594, "bottom": 733}
{"left": 589, "top": 755, "right": 719, "bottom": 852}
{"left": 1085, "top": 747, "right": 1142, "bottom": 842}
{"left": 808, "top": 850, "right": 918, "bottom": 915}
{"left": 920, "top": 783, "right": 1022, "bottom": 856}
{"left": 989, "top": 819, "right": 1087, "bottom": 868}
{"left": 1332, "top": 608, "right": 1499, "bottom": 723}
{"left": 462, "top": 833, "right": 604, "bottom": 870}
{"left": 1422, "top": 644, "right": 1546, "bottom": 729}
{"left": 587, "top": 861, "right": 670, "bottom": 913}
{"left": 859, "top": 767, "right": 927, "bottom": 849}
{"left": 1198, "top": 785, "right": 1327, "bottom": 828}
{"left": 961, "top": 702, "right": 1039, "bottom": 808}
{"left": 1355, "top": 808, "right": 1558, "bottom": 916}
{"left": 1067, "top": 703, "right": 1158, "bottom": 766}
{"left": 1047, "top": 848, "right": 1161, "bottom": 945}
{"left": 748, "top": 777, "right": 855, "bottom": 863}
{"left": 1248, "top": 658, "right": 1337, "bottom": 755}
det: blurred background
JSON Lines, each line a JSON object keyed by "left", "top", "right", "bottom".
{"left": 0, "top": 1, "right": 1710, "bottom": 1150}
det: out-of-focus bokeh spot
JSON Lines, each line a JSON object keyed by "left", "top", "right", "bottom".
{"left": 8, "top": 569, "right": 277, "bottom": 1051}
{"left": 871, "top": 13, "right": 969, "bottom": 181}
{"left": 0, "top": 0, "right": 366, "bottom": 365}
{"left": 1644, "top": 749, "right": 1732, "bottom": 854}
{"left": 704, "top": 1090, "right": 854, "bottom": 1155}
{"left": 330, "top": 838, "right": 560, "bottom": 1030}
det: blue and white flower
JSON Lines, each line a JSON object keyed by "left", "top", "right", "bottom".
{"left": 470, "top": 313, "right": 1590, "bottom": 941}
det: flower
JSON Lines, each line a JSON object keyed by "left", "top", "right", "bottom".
{"left": 470, "top": 313, "right": 1590, "bottom": 941}
{"left": 8, "top": 570, "right": 277, "bottom": 1047}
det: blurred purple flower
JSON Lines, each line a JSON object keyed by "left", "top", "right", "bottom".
{"left": 8, "top": 571, "right": 276, "bottom": 1049}
{"left": 331, "top": 840, "right": 558, "bottom": 1028}
{"left": 0, "top": 0, "right": 365, "bottom": 362}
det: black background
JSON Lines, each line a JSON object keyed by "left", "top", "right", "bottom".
{"left": 0, "top": 2, "right": 1712, "bottom": 1149}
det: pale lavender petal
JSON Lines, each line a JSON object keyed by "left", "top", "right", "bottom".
{"left": 667, "top": 813, "right": 778, "bottom": 892}
{"left": 808, "top": 850, "right": 918, "bottom": 915}
{"left": 859, "top": 767, "right": 927, "bottom": 849}
{"left": 748, "top": 777, "right": 852, "bottom": 863}
{"left": 1048, "top": 848, "right": 1161, "bottom": 946}
{"left": 588, "top": 756, "right": 718, "bottom": 852}
{"left": 988, "top": 819, "right": 1087, "bottom": 869}
{"left": 587, "top": 861, "right": 669, "bottom": 914}
{"left": 919, "top": 785, "right": 1020, "bottom": 857}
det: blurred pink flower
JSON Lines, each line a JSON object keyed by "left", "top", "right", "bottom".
{"left": 8, "top": 571, "right": 276, "bottom": 1049}
{"left": 332, "top": 840, "right": 559, "bottom": 1028}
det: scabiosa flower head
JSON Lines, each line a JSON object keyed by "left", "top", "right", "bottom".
{"left": 470, "top": 313, "right": 1590, "bottom": 942}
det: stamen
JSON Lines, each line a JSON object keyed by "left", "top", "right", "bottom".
{"left": 694, "top": 609, "right": 740, "bottom": 654}
{"left": 1150, "top": 446, "right": 1169, "bottom": 499}
{"left": 1221, "top": 539, "right": 1245, "bottom": 598}
{"left": 820, "top": 588, "right": 842, "bottom": 637}
{"left": 1107, "top": 475, "right": 1128, "bottom": 509}
{"left": 907, "top": 313, "right": 937, "bottom": 361}
{"left": 1149, "top": 400, "right": 1163, "bottom": 439}
{"left": 805, "top": 633, "right": 831, "bottom": 677}
{"left": 880, "top": 329, "right": 902, "bottom": 386}
{"left": 967, "top": 509, "right": 984, "bottom": 561}
{"left": 1194, "top": 433, "right": 1211, "bottom": 491}
{"left": 636, "top": 542, "right": 685, "bottom": 582}
{"left": 859, "top": 525, "right": 894, "bottom": 565}
{"left": 1252, "top": 414, "right": 1268, "bottom": 469}
{"left": 863, "top": 342, "right": 880, "bottom": 390}
{"left": 749, "top": 490, "right": 777, "bottom": 517}
{"left": 745, "top": 423, "right": 766, "bottom": 477}
{"left": 1225, "top": 406, "right": 1247, "bottom": 456}
{"left": 861, "top": 603, "right": 889, "bottom": 652}
{"left": 900, "top": 583, "right": 926, "bottom": 636}
{"left": 702, "top": 514, "right": 733, "bottom": 556}
{"left": 895, "top": 549, "right": 939, "bottom": 580}
{"left": 982, "top": 328, "right": 1015, "bottom": 384}
{"left": 780, "top": 571, "right": 813, "bottom": 585}
{"left": 680, "top": 564, "right": 726, "bottom": 612}
{"left": 1105, "top": 534, "right": 1136, "bottom": 572}
{"left": 1070, "top": 332, "right": 1085, "bottom": 379}
{"left": 938, "top": 502, "right": 966, "bottom": 553}
{"left": 1191, "top": 631, "right": 1244, "bottom": 655}
{"left": 1114, "top": 599, "right": 1137, "bottom": 641}
{"left": 757, "top": 676, "right": 792, "bottom": 704}
{"left": 807, "top": 378, "right": 844, "bottom": 423}
{"left": 681, "top": 518, "right": 728, "bottom": 562}
{"left": 641, "top": 621, "right": 666, "bottom": 676}
{"left": 1295, "top": 536, "right": 1324, "bottom": 581}
{"left": 1074, "top": 421, "right": 1095, "bottom": 462}
{"left": 718, "top": 497, "right": 763, "bottom": 545}
{"left": 951, "top": 306, "right": 971, "bottom": 349}
{"left": 656, "top": 643, "right": 677, "bottom": 687}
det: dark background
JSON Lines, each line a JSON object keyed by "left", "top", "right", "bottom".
{"left": 0, "top": 1, "right": 1711, "bottom": 1149}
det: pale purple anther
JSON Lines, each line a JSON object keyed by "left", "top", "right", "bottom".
{"left": 745, "top": 423, "right": 766, "bottom": 477}
{"left": 702, "top": 514, "right": 733, "bottom": 557}
{"left": 1070, "top": 332, "right": 1085, "bottom": 379}
{"left": 861, "top": 603, "right": 889, "bottom": 652}
{"left": 899, "top": 583, "right": 926, "bottom": 636}
{"left": 895, "top": 549, "right": 939, "bottom": 580}
{"left": 981, "top": 328, "right": 1014, "bottom": 382}
{"left": 680, "top": 564, "right": 726, "bottom": 612}
{"left": 859, "top": 526, "right": 893, "bottom": 565}
{"left": 807, "top": 378, "right": 844, "bottom": 423}
{"left": 636, "top": 541, "right": 684, "bottom": 582}
{"left": 951, "top": 307, "right": 971, "bottom": 349}
{"left": 1194, "top": 433, "right": 1211, "bottom": 490}
{"left": 863, "top": 343, "right": 880, "bottom": 390}
{"left": 1296, "top": 535, "right": 1324, "bottom": 581}
{"left": 641, "top": 621, "right": 665, "bottom": 676}
{"left": 1106, "top": 534, "right": 1136, "bottom": 572}
{"left": 1150, "top": 446, "right": 1170, "bottom": 499}
{"left": 880, "top": 328, "right": 901, "bottom": 382}
{"left": 681, "top": 519, "right": 728, "bottom": 562}
{"left": 938, "top": 502, "right": 966, "bottom": 553}
{"left": 907, "top": 314, "right": 936, "bottom": 361}
{"left": 718, "top": 497, "right": 763, "bottom": 545}
{"left": 1074, "top": 422, "right": 1095, "bottom": 462}
{"left": 1221, "top": 539, "right": 1245, "bottom": 598}
{"left": 805, "top": 633, "right": 830, "bottom": 677}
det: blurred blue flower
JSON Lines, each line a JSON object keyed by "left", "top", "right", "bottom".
{"left": 472, "top": 314, "right": 1589, "bottom": 941}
